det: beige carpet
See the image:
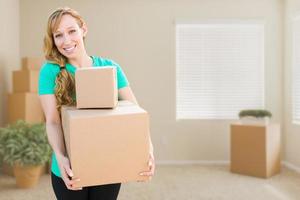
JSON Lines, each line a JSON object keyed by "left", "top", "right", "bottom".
{"left": 1, "top": 165, "right": 300, "bottom": 200}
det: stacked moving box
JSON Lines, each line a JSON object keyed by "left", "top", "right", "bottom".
{"left": 8, "top": 57, "right": 45, "bottom": 124}
{"left": 2, "top": 57, "right": 46, "bottom": 176}
{"left": 61, "top": 67, "right": 151, "bottom": 187}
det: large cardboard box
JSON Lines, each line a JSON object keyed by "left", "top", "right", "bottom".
{"left": 7, "top": 93, "right": 44, "bottom": 124}
{"left": 75, "top": 67, "right": 117, "bottom": 109}
{"left": 61, "top": 101, "right": 150, "bottom": 187}
{"left": 230, "top": 124, "right": 281, "bottom": 178}
{"left": 13, "top": 70, "right": 39, "bottom": 92}
{"left": 22, "top": 57, "right": 44, "bottom": 70}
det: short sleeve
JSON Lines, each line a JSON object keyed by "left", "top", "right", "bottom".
{"left": 108, "top": 60, "right": 129, "bottom": 89}
{"left": 38, "top": 63, "right": 56, "bottom": 95}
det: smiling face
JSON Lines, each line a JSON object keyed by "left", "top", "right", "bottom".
{"left": 53, "top": 14, "right": 87, "bottom": 60}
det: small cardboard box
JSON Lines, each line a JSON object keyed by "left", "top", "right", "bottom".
{"left": 61, "top": 101, "right": 150, "bottom": 187}
{"left": 13, "top": 70, "right": 39, "bottom": 92}
{"left": 75, "top": 67, "right": 117, "bottom": 109}
{"left": 7, "top": 93, "right": 45, "bottom": 124}
{"left": 230, "top": 124, "right": 281, "bottom": 178}
{"left": 22, "top": 57, "right": 44, "bottom": 70}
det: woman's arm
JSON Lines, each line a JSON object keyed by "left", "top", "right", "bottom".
{"left": 118, "top": 86, "right": 139, "bottom": 105}
{"left": 39, "top": 95, "right": 81, "bottom": 190}
{"left": 39, "top": 95, "right": 65, "bottom": 158}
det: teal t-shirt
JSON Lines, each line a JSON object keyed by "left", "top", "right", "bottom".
{"left": 38, "top": 56, "right": 129, "bottom": 177}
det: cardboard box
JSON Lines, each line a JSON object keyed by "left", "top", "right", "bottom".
{"left": 22, "top": 57, "right": 44, "bottom": 70}
{"left": 230, "top": 124, "right": 281, "bottom": 178}
{"left": 75, "top": 67, "right": 117, "bottom": 109}
{"left": 7, "top": 93, "right": 45, "bottom": 124}
{"left": 13, "top": 70, "right": 39, "bottom": 92}
{"left": 61, "top": 101, "right": 150, "bottom": 187}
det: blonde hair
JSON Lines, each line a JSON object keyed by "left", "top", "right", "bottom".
{"left": 43, "top": 7, "right": 85, "bottom": 111}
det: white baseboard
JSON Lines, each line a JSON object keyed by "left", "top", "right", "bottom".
{"left": 156, "top": 160, "right": 300, "bottom": 174}
{"left": 1, "top": 159, "right": 298, "bottom": 173}
{"left": 156, "top": 160, "right": 229, "bottom": 165}
{"left": 282, "top": 161, "right": 300, "bottom": 173}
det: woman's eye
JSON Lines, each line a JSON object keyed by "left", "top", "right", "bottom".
{"left": 54, "top": 34, "right": 62, "bottom": 38}
{"left": 70, "top": 29, "right": 76, "bottom": 34}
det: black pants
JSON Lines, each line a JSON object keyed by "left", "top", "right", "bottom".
{"left": 51, "top": 173, "right": 121, "bottom": 200}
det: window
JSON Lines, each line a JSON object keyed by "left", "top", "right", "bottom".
{"left": 293, "top": 17, "right": 300, "bottom": 124}
{"left": 176, "top": 21, "right": 265, "bottom": 119}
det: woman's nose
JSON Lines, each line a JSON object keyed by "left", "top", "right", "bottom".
{"left": 63, "top": 34, "right": 72, "bottom": 44}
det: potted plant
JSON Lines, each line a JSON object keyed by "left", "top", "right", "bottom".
{"left": 0, "top": 120, "right": 52, "bottom": 188}
{"left": 238, "top": 109, "right": 272, "bottom": 125}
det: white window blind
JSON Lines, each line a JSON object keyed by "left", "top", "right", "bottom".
{"left": 293, "top": 17, "right": 300, "bottom": 124}
{"left": 176, "top": 22, "right": 265, "bottom": 119}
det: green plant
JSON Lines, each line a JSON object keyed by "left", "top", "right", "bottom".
{"left": 239, "top": 109, "right": 272, "bottom": 119}
{"left": 0, "top": 120, "right": 52, "bottom": 167}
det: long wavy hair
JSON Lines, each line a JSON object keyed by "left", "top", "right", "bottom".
{"left": 43, "top": 7, "right": 85, "bottom": 111}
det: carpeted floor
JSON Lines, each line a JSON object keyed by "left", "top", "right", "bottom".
{"left": 1, "top": 165, "right": 300, "bottom": 200}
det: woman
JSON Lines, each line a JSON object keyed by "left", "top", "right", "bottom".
{"left": 39, "top": 7, "right": 155, "bottom": 200}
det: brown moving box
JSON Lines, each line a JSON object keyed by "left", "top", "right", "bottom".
{"left": 75, "top": 67, "right": 117, "bottom": 109}
{"left": 61, "top": 101, "right": 150, "bottom": 187}
{"left": 22, "top": 57, "right": 44, "bottom": 70}
{"left": 7, "top": 93, "right": 44, "bottom": 124}
{"left": 13, "top": 70, "right": 39, "bottom": 92}
{"left": 230, "top": 124, "right": 281, "bottom": 178}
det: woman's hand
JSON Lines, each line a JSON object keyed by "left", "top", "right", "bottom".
{"left": 56, "top": 154, "right": 82, "bottom": 190}
{"left": 139, "top": 152, "right": 155, "bottom": 181}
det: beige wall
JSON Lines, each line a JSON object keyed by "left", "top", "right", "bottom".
{"left": 284, "top": 0, "right": 300, "bottom": 168}
{"left": 0, "top": 0, "right": 20, "bottom": 126}
{"left": 20, "top": 0, "right": 283, "bottom": 162}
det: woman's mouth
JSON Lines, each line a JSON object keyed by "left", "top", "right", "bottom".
{"left": 63, "top": 45, "right": 76, "bottom": 53}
